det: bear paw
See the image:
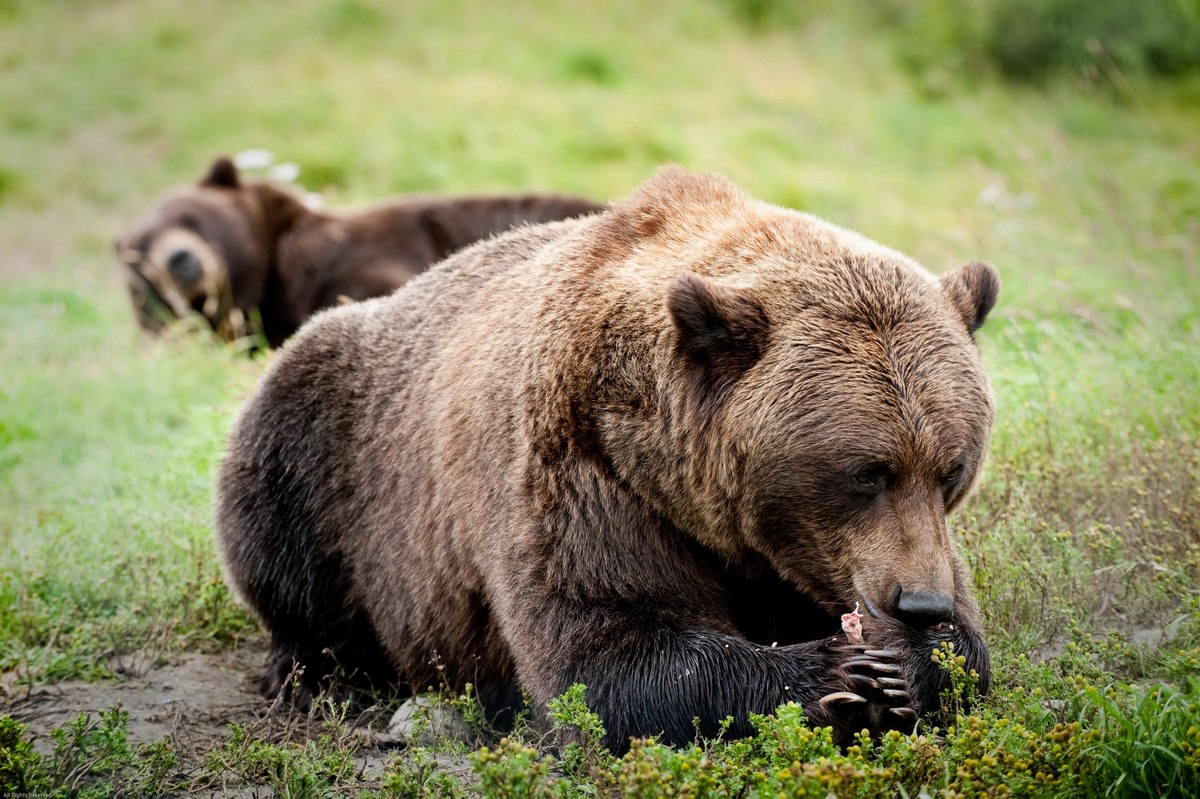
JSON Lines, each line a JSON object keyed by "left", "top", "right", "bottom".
{"left": 819, "top": 642, "right": 919, "bottom": 745}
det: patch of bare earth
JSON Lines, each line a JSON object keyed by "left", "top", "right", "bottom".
{"left": 0, "top": 640, "right": 463, "bottom": 795}
{"left": 3, "top": 644, "right": 266, "bottom": 757}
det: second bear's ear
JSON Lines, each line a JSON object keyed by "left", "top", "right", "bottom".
{"left": 667, "top": 273, "right": 769, "bottom": 408}
{"left": 939, "top": 261, "right": 999, "bottom": 335}
{"left": 201, "top": 157, "right": 240, "bottom": 189}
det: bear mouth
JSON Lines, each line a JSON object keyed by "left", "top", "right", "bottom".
{"left": 858, "top": 594, "right": 884, "bottom": 619}
{"left": 127, "top": 261, "right": 180, "bottom": 326}
{"left": 127, "top": 258, "right": 227, "bottom": 331}
{"left": 851, "top": 575, "right": 886, "bottom": 620}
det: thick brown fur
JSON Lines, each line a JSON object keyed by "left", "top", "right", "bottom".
{"left": 114, "top": 157, "right": 605, "bottom": 347}
{"left": 216, "top": 167, "right": 999, "bottom": 751}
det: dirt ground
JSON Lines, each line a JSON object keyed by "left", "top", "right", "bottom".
{"left": 0, "top": 640, "right": 456, "bottom": 795}
{"left": 4, "top": 644, "right": 268, "bottom": 756}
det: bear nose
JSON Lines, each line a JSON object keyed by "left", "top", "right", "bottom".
{"left": 896, "top": 589, "right": 954, "bottom": 625}
{"left": 166, "top": 248, "right": 203, "bottom": 287}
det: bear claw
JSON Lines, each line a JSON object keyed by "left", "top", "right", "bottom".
{"left": 847, "top": 659, "right": 902, "bottom": 674}
{"left": 864, "top": 661, "right": 902, "bottom": 674}
{"left": 819, "top": 691, "right": 868, "bottom": 705}
{"left": 843, "top": 656, "right": 879, "bottom": 667}
{"left": 834, "top": 643, "right": 874, "bottom": 652}
{"left": 848, "top": 674, "right": 880, "bottom": 690}
{"left": 822, "top": 638, "right": 921, "bottom": 744}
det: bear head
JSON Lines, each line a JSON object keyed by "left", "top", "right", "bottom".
{"left": 113, "top": 157, "right": 302, "bottom": 340}
{"left": 590, "top": 168, "right": 999, "bottom": 632}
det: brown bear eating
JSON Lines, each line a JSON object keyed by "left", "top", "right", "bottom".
{"left": 114, "top": 157, "right": 604, "bottom": 346}
{"left": 216, "top": 166, "right": 998, "bottom": 751}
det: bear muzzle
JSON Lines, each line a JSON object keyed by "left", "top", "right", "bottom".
{"left": 857, "top": 573, "right": 957, "bottom": 627}
{"left": 165, "top": 247, "right": 204, "bottom": 289}
{"left": 894, "top": 588, "right": 955, "bottom": 625}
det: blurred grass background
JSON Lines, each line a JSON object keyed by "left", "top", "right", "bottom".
{"left": 0, "top": 0, "right": 1198, "bottom": 792}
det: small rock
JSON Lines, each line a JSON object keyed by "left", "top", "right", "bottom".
{"left": 387, "top": 696, "right": 474, "bottom": 746}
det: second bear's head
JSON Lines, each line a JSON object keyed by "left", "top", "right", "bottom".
{"left": 114, "top": 157, "right": 302, "bottom": 340}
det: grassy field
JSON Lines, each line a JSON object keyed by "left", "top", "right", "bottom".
{"left": 1, "top": 0, "right": 1198, "bottom": 795}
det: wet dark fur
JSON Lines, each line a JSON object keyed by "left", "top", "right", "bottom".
{"left": 217, "top": 167, "right": 998, "bottom": 751}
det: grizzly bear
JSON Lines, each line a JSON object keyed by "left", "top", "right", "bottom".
{"left": 216, "top": 167, "right": 998, "bottom": 751}
{"left": 114, "top": 157, "right": 605, "bottom": 347}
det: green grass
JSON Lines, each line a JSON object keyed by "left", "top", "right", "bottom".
{"left": 1, "top": 0, "right": 1198, "bottom": 795}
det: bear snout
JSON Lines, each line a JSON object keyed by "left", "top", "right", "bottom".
{"left": 895, "top": 588, "right": 955, "bottom": 625}
{"left": 166, "top": 247, "right": 204, "bottom": 288}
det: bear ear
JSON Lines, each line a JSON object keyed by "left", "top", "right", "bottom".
{"left": 201, "top": 157, "right": 241, "bottom": 189}
{"left": 939, "top": 261, "right": 999, "bottom": 335}
{"left": 609, "top": 166, "right": 745, "bottom": 243}
{"left": 667, "top": 272, "right": 769, "bottom": 410}
{"left": 631, "top": 165, "right": 743, "bottom": 212}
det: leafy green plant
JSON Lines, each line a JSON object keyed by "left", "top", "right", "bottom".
{"left": 0, "top": 714, "right": 48, "bottom": 794}
{"left": 1075, "top": 681, "right": 1200, "bottom": 798}
{"left": 545, "top": 683, "right": 614, "bottom": 779}
{"left": 0, "top": 708, "right": 182, "bottom": 798}
{"left": 377, "top": 745, "right": 467, "bottom": 799}
{"left": 471, "top": 737, "right": 563, "bottom": 798}
{"left": 201, "top": 699, "right": 360, "bottom": 799}
{"left": 932, "top": 639, "right": 984, "bottom": 719}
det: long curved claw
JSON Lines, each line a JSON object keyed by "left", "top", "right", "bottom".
{"left": 848, "top": 674, "right": 880, "bottom": 691}
{"left": 853, "top": 661, "right": 902, "bottom": 674}
{"left": 889, "top": 707, "right": 918, "bottom": 720}
{"left": 883, "top": 688, "right": 910, "bottom": 700}
{"left": 818, "top": 691, "right": 868, "bottom": 706}
{"left": 832, "top": 643, "right": 874, "bottom": 653}
{"left": 877, "top": 676, "right": 907, "bottom": 688}
{"left": 863, "top": 648, "right": 901, "bottom": 658}
{"left": 843, "top": 656, "right": 881, "bottom": 667}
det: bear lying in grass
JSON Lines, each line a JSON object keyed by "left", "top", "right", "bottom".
{"left": 114, "top": 157, "right": 604, "bottom": 346}
{"left": 216, "top": 167, "right": 998, "bottom": 750}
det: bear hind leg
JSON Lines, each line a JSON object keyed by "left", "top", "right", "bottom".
{"left": 259, "top": 605, "right": 400, "bottom": 709}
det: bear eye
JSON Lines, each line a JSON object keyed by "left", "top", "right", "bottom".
{"left": 850, "top": 465, "right": 890, "bottom": 493}
{"left": 940, "top": 464, "right": 965, "bottom": 486}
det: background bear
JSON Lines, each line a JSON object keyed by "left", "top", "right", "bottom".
{"left": 114, "top": 157, "right": 605, "bottom": 347}
{"left": 216, "top": 167, "right": 999, "bottom": 750}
